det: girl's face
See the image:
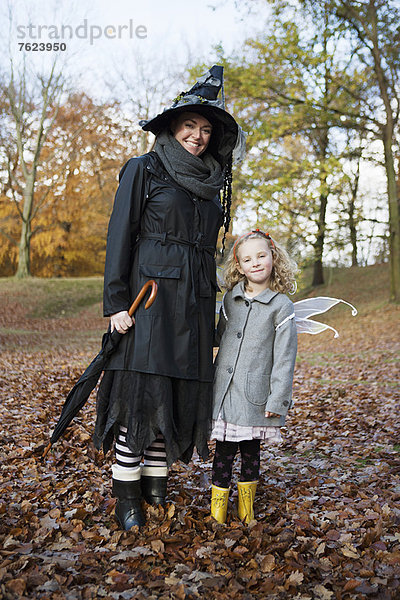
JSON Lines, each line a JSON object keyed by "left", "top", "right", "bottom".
{"left": 236, "top": 237, "right": 273, "bottom": 290}
{"left": 171, "top": 112, "right": 212, "bottom": 157}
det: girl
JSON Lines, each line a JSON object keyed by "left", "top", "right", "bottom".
{"left": 211, "top": 229, "right": 298, "bottom": 524}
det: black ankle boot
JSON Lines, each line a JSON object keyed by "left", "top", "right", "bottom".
{"left": 141, "top": 466, "right": 168, "bottom": 506}
{"left": 112, "top": 479, "right": 145, "bottom": 530}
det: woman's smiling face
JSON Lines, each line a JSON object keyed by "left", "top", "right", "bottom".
{"left": 171, "top": 112, "right": 212, "bottom": 157}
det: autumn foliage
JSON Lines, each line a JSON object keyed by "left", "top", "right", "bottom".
{"left": 0, "top": 265, "right": 399, "bottom": 599}
{"left": 0, "top": 92, "right": 138, "bottom": 277}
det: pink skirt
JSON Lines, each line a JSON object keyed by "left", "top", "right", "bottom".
{"left": 210, "top": 415, "right": 283, "bottom": 443}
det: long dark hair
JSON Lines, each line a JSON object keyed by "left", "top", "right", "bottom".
{"left": 221, "top": 153, "right": 233, "bottom": 255}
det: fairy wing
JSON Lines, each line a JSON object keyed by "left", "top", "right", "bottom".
{"left": 215, "top": 268, "right": 357, "bottom": 339}
{"left": 294, "top": 296, "right": 357, "bottom": 337}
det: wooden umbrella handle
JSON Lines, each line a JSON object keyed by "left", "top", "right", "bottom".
{"left": 128, "top": 280, "right": 158, "bottom": 317}
{"left": 42, "top": 442, "right": 52, "bottom": 459}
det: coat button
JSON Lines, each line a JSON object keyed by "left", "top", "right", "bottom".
{"left": 227, "top": 367, "right": 233, "bottom": 373}
{"left": 245, "top": 300, "right": 249, "bottom": 307}
{"left": 237, "top": 332, "right": 242, "bottom": 338}
{"left": 282, "top": 400, "right": 289, "bottom": 407}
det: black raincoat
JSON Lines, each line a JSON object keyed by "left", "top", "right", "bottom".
{"left": 103, "top": 151, "right": 223, "bottom": 383}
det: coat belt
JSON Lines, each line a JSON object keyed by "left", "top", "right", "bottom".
{"left": 138, "top": 232, "right": 214, "bottom": 255}
{"left": 138, "top": 232, "right": 215, "bottom": 297}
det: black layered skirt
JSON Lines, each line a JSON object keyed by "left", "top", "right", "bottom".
{"left": 93, "top": 370, "right": 212, "bottom": 467}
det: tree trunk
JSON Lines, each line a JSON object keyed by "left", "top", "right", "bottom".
{"left": 349, "top": 195, "right": 358, "bottom": 267}
{"left": 312, "top": 190, "right": 328, "bottom": 286}
{"left": 312, "top": 17, "right": 330, "bottom": 288}
{"left": 16, "top": 220, "right": 31, "bottom": 278}
{"left": 368, "top": 7, "right": 400, "bottom": 301}
{"left": 382, "top": 128, "right": 400, "bottom": 302}
{"left": 15, "top": 179, "right": 34, "bottom": 278}
{"left": 349, "top": 160, "right": 360, "bottom": 267}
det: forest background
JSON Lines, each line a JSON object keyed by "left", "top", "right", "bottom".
{"left": 0, "top": 0, "right": 399, "bottom": 302}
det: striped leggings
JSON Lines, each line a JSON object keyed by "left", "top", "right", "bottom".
{"left": 115, "top": 425, "right": 167, "bottom": 470}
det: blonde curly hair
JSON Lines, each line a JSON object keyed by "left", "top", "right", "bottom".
{"left": 223, "top": 231, "right": 297, "bottom": 293}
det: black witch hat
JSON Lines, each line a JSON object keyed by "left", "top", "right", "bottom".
{"left": 139, "top": 65, "right": 244, "bottom": 167}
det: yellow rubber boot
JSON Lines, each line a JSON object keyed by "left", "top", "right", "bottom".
{"left": 211, "top": 485, "right": 230, "bottom": 524}
{"left": 237, "top": 481, "right": 258, "bottom": 524}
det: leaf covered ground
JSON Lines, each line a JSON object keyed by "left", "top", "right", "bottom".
{"left": 0, "top": 268, "right": 399, "bottom": 599}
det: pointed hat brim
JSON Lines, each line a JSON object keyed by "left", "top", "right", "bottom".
{"left": 139, "top": 65, "right": 241, "bottom": 164}
{"left": 140, "top": 101, "right": 238, "bottom": 135}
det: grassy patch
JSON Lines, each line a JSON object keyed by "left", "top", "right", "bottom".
{"left": 295, "top": 263, "right": 390, "bottom": 306}
{"left": 0, "top": 328, "right": 106, "bottom": 358}
{"left": 0, "top": 277, "right": 103, "bottom": 318}
{"left": 29, "top": 279, "right": 103, "bottom": 318}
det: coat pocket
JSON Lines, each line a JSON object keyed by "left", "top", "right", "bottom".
{"left": 140, "top": 265, "right": 181, "bottom": 279}
{"left": 139, "top": 264, "right": 181, "bottom": 316}
{"left": 245, "top": 373, "right": 269, "bottom": 406}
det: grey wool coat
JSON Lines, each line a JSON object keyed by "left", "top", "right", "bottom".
{"left": 213, "top": 282, "right": 297, "bottom": 427}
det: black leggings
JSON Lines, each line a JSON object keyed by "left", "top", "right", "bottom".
{"left": 212, "top": 439, "right": 260, "bottom": 488}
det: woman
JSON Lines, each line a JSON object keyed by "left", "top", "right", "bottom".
{"left": 93, "top": 65, "right": 243, "bottom": 530}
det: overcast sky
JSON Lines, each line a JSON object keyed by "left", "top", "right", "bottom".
{"left": 3, "top": 0, "right": 267, "bottom": 99}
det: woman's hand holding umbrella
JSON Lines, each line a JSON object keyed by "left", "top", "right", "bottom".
{"left": 110, "top": 311, "right": 134, "bottom": 333}
{"left": 41, "top": 280, "right": 158, "bottom": 458}
{"left": 111, "top": 276, "right": 160, "bottom": 332}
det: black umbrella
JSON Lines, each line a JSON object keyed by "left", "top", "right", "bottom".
{"left": 42, "top": 280, "right": 158, "bottom": 458}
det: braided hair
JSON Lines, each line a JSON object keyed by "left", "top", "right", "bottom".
{"left": 220, "top": 153, "right": 233, "bottom": 255}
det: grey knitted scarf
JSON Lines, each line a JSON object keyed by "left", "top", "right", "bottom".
{"left": 154, "top": 130, "right": 223, "bottom": 200}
